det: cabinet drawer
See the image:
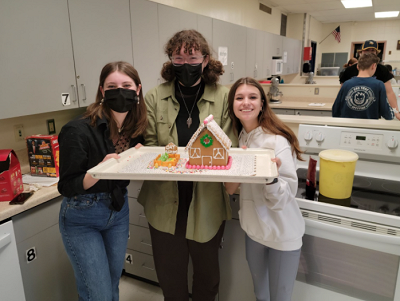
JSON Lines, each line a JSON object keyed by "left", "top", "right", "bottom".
{"left": 272, "top": 108, "right": 295, "bottom": 115}
{"left": 13, "top": 196, "right": 63, "bottom": 244}
{"left": 127, "top": 180, "right": 143, "bottom": 198}
{"left": 230, "top": 194, "right": 240, "bottom": 220}
{"left": 295, "top": 109, "right": 332, "bottom": 116}
{"left": 128, "top": 224, "right": 153, "bottom": 255}
{"left": 128, "top": 197, "right": 148, "bottom": 228}
{"left": 124, "top": 249, "right": 158, "bottom": 282}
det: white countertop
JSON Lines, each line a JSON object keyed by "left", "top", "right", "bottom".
{"left": 269, "top": 96, "right": 334, "bottom": 111}
{"left": 0, "top": 185, "right": 60, "bottom": 222}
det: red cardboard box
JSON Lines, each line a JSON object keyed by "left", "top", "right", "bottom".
{"left": 26, "top": 135, "right": 59, "bottom": 177}
{"left": 0, "top": 149, "right": 23, "bottom": 202}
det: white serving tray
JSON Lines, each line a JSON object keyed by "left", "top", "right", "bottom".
{"left": 88, "top": 146, "right": 278, "bottom": 184}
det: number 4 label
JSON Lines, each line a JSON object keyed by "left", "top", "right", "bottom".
{"left": 26, "top": 247, "right": 37, "bottom": 263}
{"left": 125, "top": 253, "right": 133, "bottom": 265}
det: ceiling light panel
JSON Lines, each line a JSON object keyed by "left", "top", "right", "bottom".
{"left": 341, "top": 0, "right": 372, "bottom": 8}
{"left": 375, "top": 11, "right": 400, "bottom": 18}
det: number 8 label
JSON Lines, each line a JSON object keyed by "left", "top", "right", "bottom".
{"left": 26, "top": 247, "right": 37, "bottom": 263}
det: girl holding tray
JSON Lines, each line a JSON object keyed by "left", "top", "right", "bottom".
{"left": 58, "top": 61, "right": 147, "bottom": 301}
{"left": 225, "top": 77, "right": 304, "bottom": 301}
{"left": 137, "top": 29, "right": 237, "bottom": 301}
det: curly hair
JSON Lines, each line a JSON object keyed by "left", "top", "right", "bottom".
{"left": 227, "top": 77, "right": 304, "bottom": 161}
{"left": 160, "top": 29, "right": 224, "bottom": 85}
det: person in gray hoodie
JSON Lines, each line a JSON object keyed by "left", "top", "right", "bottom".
{"left": 225, "top": 77, "right": 305, "bottom": 301}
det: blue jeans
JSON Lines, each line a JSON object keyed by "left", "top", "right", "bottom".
{"left": 245, "top": 234, "right": 301, "bottom": 301}
{"left": 59, "top": 192, "right": 129, "bottom": 301}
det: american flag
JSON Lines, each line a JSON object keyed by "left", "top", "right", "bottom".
{"left": 332, "top": 26, "right": 341, "bottom": 43}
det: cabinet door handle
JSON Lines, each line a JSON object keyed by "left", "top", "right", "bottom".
{"left": 141, "top": 264, "right": 155, "bottom": 271}
{"left": 0, "top": 233, "right": 11, "bottom": 250}
{"left": 81, "top": 84, "right": 86, "bottom": 101}
{"left": 71, "top": 85, "right": 77, "bottom": 103}
{"left": 140, "top": 240, "right": 152, "bottom": 247}
{"left": 139, "top": 214, "right": 146, "bottom": 218}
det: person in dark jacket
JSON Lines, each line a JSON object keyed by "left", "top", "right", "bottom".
{"left": 58, "top": 61, "right": 147, "bottom": 301}
{"left": 339, "top": 40, "right": 400, "bottom": 120}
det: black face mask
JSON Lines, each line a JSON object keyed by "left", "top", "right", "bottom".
{"left": 173, "top": 63, "right": 203, "bottom": 87}
{"left": 103, "top": 88, "right": 138, "bottom": 113}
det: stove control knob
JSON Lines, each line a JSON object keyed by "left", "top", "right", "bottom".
{"left": 386, "top": 137, "right": 398, "bottom": 150}
{"left": 392, "top": 208, "right": 400, "bottom": 216}
{"left": 304, "top": 131, "right": 313, "bottom": 142}
{"left": 378, "top": 205, "right": 389, "bottom": 214}
{"left": 315, "top": 132, "right": 325, "bottom": 143}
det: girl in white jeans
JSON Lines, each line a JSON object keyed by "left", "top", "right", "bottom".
{"left": 225, "top": 77, "right": 305, "bottom": 301}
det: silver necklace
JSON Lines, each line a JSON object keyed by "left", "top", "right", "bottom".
{"left": 177, "top": 83, "right": 201, "bottom": 128}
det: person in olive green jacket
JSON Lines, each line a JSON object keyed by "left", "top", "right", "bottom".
{"left": 137, "top": 29, "right": 238, "bottom": 301}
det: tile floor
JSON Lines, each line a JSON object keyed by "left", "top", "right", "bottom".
{"left": 120, "top": 275, "right": 164, "bottom": 301}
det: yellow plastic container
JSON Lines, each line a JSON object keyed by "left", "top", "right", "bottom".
{"left": 318, "top": 149, "right": 359, "bottom": 199}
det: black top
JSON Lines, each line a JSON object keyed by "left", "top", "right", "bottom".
{"left": 57, "top": 115, "right": 143, "bottom": 210}
{"left": 339, "top": 63, "right": 393, "bottom": 84}
{"left": 174, "top": 80, "right": 205, "bottom": 147}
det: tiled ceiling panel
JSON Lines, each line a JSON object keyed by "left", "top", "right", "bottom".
{"left": 265, "top": 0, "right": 400, "bottom": 23}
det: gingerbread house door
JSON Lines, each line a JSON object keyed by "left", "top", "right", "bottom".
{"left": 202, "top": 156, "right": 212, "bottom": 166}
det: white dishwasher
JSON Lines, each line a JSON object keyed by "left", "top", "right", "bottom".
{"left": 0, "top": 219, "right": 26, "bottom": 301}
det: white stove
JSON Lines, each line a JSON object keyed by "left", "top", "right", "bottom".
{"left": 293, "top": 124, "right": 400, "bottom": 301}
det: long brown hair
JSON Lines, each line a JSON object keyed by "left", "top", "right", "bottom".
{"left": 161, "top": 29, "right": 224, "bottom": 85}
{"left": 83, "top": 61, "right": 147, "bottom": 140}
{"left": 228, "top": 77, "right": 303, "bottom": 161}
{"left": 343, "top": 57, "right": 358, "bottom": 68}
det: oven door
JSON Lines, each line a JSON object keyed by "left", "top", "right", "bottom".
{"left": 292, "top": 208, "right": 400, "bottom": 301}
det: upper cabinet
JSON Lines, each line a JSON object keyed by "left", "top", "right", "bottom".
{"left": 282, "top": 37, "right": 302, "bottom": 75}
{"left": 158, "top": 5, "right": 198, "bottom": 71}
{"left": 130, "top": 0, "right": 160, "bottom": 95}
{"left": 0, "top": 0, "right": 303, "bottom": 120}
{"left": 0, "top": 0, "right": 78, "bottom": 119}
{"left": 0, "top": 0, "right": 133, "bottom": 120}
{"left": 246, "top": 29, "right": 265, "bottom": 80}
{"left": 68, "top": 0, "right": 133, "bottom": 107}
{"left": 212, "top": 19, "right": 247, "bottom": 85}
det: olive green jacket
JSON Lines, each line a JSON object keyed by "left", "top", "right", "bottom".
{"left": 137, "top": 80, "right": 238, "bottom": 243}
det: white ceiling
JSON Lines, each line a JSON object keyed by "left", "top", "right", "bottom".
{"left": 260, "top": 0, "right": 400, "bottom": 23}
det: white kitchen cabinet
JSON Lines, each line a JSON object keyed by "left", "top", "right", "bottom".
{"left": 295, "top": 109, "right": 332, "bottom": 116}
{"left": 0, "top": 220, "right": 26, "bottom": 301}
{"left": 246, "top": 28, "right": 265, "bottom": 80}
{"left": 0, "top": 0, "right": 78, "bottom": 119}
{"left": 197, "top": 15, "right": 213, "bottom": 51}
{"left": 213, "top": 19, "right": 247, "bottom": 85}
{"left": 13, "top": 196, "right": 77, "bottom": 301}
{"left": 283, "top": 37, "right": 302, "bottom": 75}
{"left": 158, "top": 5, "right": 199, "bottom": 71}
{"left": 131, "top": 0, "right": 160, "bottom": 95}
{"left": 0, "top": 0, "right": 133, "bottom": 119}
{"left": 263, "top": 32, "right": 283, "bottom": 78}
{"left": 124, "top": 180, "right": 194, "bottom": 293}
{"left": 68, "top": 0, "right": 133, "bottom": 107}
{"left": 219, "top": 195, "right": 255, "bottom": 301}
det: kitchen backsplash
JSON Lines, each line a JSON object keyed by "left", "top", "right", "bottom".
{"left": 0, "top": 108, "right": 85, "bottom": 151}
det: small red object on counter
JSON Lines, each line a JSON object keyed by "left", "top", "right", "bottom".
{"left": 0, "top": 149, "right": 23, "bottom": 202}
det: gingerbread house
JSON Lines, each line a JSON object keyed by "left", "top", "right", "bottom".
{"left": 185, "top": 115, "right": 232, "bottom": 166}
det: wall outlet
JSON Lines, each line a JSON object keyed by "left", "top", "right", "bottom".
{"left": 47, "top": 119, "right": 56, "bottom": 135}
{"left": 14, "top": 124, "right": 25, "bottom": 141}
{"left": 314, "top": 88, "right": 320, "bottom": 95}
